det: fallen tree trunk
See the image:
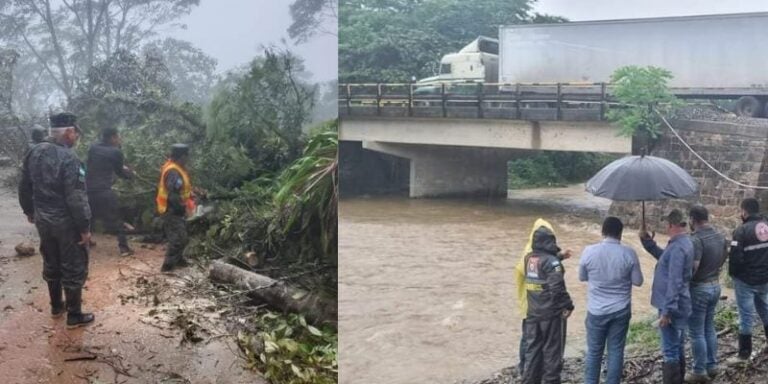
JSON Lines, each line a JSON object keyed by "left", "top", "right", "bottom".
{"left": 209, "top": 260, "right": 337, "bottom": 328}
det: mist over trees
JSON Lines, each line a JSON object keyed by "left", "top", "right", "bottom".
{"left": 288, "top": 0, "right": 338, "bottom": 44}
{"left": 338, "top": 0, "right": 565, "bottom": 82}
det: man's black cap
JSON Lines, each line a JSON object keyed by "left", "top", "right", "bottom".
{"left": 170, "top": 143, "right": 189, "bottom": 159}
{"left": 49, "top": 112, "right": 78, "bottom": 129}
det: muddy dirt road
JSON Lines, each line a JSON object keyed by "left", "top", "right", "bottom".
{"left": 0, "top": 169, "right": 263, "bottom": 384}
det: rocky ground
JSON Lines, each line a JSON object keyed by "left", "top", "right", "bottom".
{"left": 469, "top": 316, "right": 768, "bottom": 384}
{"left": 675, "top": 104, "right": 768, "bottom": 127}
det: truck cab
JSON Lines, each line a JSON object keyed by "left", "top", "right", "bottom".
{"left": 414, "top": 36, "right": 499, "bottom": 95}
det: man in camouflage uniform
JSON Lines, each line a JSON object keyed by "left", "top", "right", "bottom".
{"left": 19, "top": 112, "right": 95, "bottom": 328}
{"left": 156, "top": 144, "right": 194, "bottom": 272}
{"left": 86, "top": 126, "right": 134, "bottom": 256}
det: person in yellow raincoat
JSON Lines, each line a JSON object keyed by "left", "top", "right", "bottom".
{"left": 514, "top": 218, "right": 572, "bottom": 376}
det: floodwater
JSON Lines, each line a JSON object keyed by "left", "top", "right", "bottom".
{"left": 339, "top": 186, "right": 667, "bottom": 384}
{"left": 0, "top": 168, "right": 261, "bottom": 384}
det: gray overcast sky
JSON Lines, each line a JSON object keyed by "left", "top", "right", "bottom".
{"left": 167, "top": 0, "right": 337, "bottom": 82}
{"left": 533, "top": 0, "right": 768, "bottom": 21}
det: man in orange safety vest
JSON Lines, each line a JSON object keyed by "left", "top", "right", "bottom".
{"left": 156, "top": 143, "right": 196, "bottom": 272}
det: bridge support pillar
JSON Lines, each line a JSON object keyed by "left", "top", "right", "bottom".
{"left": 363, "top": 142, "right": 509, "bottom": 198}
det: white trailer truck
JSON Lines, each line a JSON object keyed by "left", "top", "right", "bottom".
{"left": 414, "top": 36, "right": 499, "bottom": 94}
{"left": 418, "top": 12, "right": 768, "bottom": 117}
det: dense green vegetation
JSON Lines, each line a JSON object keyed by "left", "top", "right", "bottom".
{"left": 339, "top": 0, "right": 565, "bottom": 83}
{"left": 508, "top": 152, "right": 619, "bottom": 189}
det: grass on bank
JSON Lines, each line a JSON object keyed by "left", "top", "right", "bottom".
{"left": 625, "top": 302, "right": 740, "bottom": 354}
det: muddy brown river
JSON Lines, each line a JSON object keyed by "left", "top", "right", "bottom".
{"left": 339, "top": 187, "right": 667, "bottom": 384}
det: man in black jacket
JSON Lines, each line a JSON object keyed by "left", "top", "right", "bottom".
{"left": 86, "top": 127, "right": 134, "bottom": 256}
{"left": 521, "top": 226, "right": 574, "bottom": 384}
{"left": 19, "top": 112, "right": 95, "bottom": 328}
{"left": 727, "top": 197, "right": 768, "bottom": 365}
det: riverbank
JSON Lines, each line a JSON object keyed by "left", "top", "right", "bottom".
{"left": 469, "top": 304, "right": 768, "bottom": 384}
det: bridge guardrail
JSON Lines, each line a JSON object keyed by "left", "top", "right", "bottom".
{"left": 339, "top": 82, "right": 615, "bottom": 121}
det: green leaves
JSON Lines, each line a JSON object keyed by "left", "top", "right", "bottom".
{"left": 206, "top": 49, "right": 315, "bottom": 175}
{"left": 237, "top": 311, "right": 337, "bottom": 384}
{"left": 606, "top": 65, "right": 681, "bottom": 140}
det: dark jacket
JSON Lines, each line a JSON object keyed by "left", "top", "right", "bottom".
{"left": 690, "top": 225, "right": 727, "bottom": 284}
{"left": 729, "top": 214, "right": 768, "bottom": 285}
{"left": 524, "top": 227, "right": 574, "bottom": 321}
{"left": 642, "top": 233, "right": 693, "bottom": 317}
{"left": 164, "top": 169, "right": 186, "bottom": 217}
{"left": 85, "top": 141, "right": 131, "bottom": 192}
{"left": 19, "top": 140, "right": 91, "bottom": 233}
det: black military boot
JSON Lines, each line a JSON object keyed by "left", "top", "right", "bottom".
{"left": 47, "top": 280, "right": 65, "bottom": 318}
{"left": 64, "top": 288, "right": 94, "bottom": 328}
{"left": 727, "top": 334, "right": 752, "bottom": 365}
{"left": 663, "top": 361, "right": 682, "bottom": 384}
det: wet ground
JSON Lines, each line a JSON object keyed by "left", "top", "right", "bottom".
{"left": 338, "top": 188, "right": 670, "bottom": 384}
{"left": 0, "top": 169, "right": 263, "bottom": 384}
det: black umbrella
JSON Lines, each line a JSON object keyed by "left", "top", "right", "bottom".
{"left": 585, "top": 155, "right": 698, "bottom": 230}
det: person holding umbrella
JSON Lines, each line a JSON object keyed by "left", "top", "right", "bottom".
{"left": 726, "top": 198, "right": 768, "bottom": 366}
{"left": 640, "top": 209, "right": 694, "bottom": 384}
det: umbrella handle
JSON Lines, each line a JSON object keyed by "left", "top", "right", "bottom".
{"left": 641, "top": 201, "right": 646, "bottom": 232}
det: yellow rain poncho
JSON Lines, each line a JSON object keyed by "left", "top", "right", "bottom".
{"left": 515, "top": 218, "right": 556, "bottom": 318}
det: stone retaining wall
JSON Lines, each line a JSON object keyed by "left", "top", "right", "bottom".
{"left": 610, "top": 119, "right": 768, "bottom": 234}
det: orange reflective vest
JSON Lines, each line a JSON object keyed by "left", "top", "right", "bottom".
{"left": 156, "top": 160, "right": 195, "bottom": 216}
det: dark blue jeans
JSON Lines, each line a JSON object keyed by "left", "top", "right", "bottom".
{"left": 584, "top": 305, "right": 631, "bottom": 384}
{"left": 688, "top": 283, "right": 720, "bottom": 375}
{"left": 659, "top": 311, "right": 688, "bottom": 363}
{"left": 733, "top": 277, "right": 768, "bottom": 335}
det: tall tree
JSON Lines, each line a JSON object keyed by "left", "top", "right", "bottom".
{"left": 339, "top": 0, "right": 565, "bottom": 82}
{"left": 207, "top": 48, "right": 316, "bottom": 172}
{"left": 0, "top": 0, "right": 199, "bottom": 105}
{"left": 142, "top": 37, "right": 218, "bottom": 104}
{"left": 288, "top": 0, "right": 337, "bottom": 44}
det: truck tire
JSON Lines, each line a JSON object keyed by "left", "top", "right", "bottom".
{"left": 735, "top": 96, "right": 762, "bottom": 117}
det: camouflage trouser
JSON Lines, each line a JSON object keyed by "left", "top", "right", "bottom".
{"left": 88, "top": 189, "right": 128, "bottom": 249}
{"left": 162, "top": 214, "right": 188, "bottom": 268}
{"left": 36, "top": 221, "right": 89, "bottom": 289}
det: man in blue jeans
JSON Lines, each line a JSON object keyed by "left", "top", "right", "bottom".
{"left": 727, "top": 198, "right": 768, "bottom": 366}
{"left": 579, "top": 217, "right": 643, "bottom": 384}
{"left": 686, "top": 206, "right": 726, "bottom": 383}
{"left": 641, "top": 209, "right": 694, "bottom": 384}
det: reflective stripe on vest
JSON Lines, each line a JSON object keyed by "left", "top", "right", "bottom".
{"left": 156, "top": 160, "right": 195, "bottom": 216}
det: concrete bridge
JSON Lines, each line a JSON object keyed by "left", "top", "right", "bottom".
{"left": 337, "top": 82, "right": 768, "bottom": 229}
{"left": 338, "top": 81, "right": 634, "bottom": 197}
{"left": 340, "top": 116, "right": 630, "bottom": 197}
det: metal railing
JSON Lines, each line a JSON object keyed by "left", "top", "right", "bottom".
{"left": 338, "top": 82, "right": 615, "bottom": 121}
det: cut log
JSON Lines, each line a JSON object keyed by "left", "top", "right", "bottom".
{"left": 209, "top": 260, "right": 337, "bottom": 328}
